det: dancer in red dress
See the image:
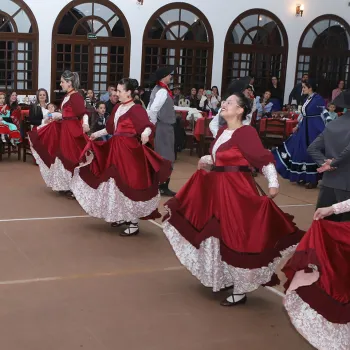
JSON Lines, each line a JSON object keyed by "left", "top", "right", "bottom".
{"left": 163, "top": 92, "right": 304, "bottom": 306}
{"left": 283, "top": 200, "right": 350, "bottom": 350}
{"left": 29, "top": 71, "right": 89, "bottom": 197}
{"left": 71, "top": 78, "right": 172, "bottom": 236}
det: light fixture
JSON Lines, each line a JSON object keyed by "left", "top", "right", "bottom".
{"left": 296, "top": 4, "right": 304, "bottom": 17}
{"left": 136, "top": 0, "right": 144, "bottom": 5}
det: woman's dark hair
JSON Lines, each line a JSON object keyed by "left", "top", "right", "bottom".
{"left": 6, "top": 90, "right": 18, "bottom": 111}
{"left": 96, "top": 101, "right": 106, "bottom": 109}
{"left": 211, "top": 86, "right": 220, "bottom": 96}
{"left": 302, "top": 81, "right": 317, "bottom": 92}
{"left": 232, "top": 92, "right": 252, "bottom": 121}
{"left": 118, "top": 78, "right": 139, "bottom": 96}
{"left": 36, "top": 88, "right": 49, "bottom": 105}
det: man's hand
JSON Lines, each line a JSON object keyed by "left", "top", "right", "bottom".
{"left": 317, "top": 159, "right": 336, "bottom": 173}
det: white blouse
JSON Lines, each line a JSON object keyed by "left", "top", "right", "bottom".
{"left": 200, "top": 129, "right": 279, "bottom": 188}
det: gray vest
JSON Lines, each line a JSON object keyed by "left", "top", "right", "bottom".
{"left": 149, "top": 85, "right": 176, "bottom": 124}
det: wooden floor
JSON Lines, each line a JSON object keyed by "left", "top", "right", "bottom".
{"left": 0, "top": 152, "right": 316, "bottom": 350}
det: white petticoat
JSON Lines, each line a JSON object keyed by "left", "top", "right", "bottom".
{"left": 284, "top": 291, "right": 350, "bottom": 350}
{"left": 163, "top": 221, "right": 296, "bottom": 293}
{"left": 30, "top": 145, "right": 72, "bottom": 191}
{"left": 70, "top": 170, "right": 160, "bottom": 223}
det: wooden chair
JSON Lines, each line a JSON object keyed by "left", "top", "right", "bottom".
{"left": 198, "top": 118, "right": 214, "bottom": 157}
{"left": 20, "top": 116, "right": 34, "bottom": 162}
{"left": 0, "top": 128, "right": 22, "bottom": 162}
{"left": 260, "top": 119, "right": 287, "bottom": 149}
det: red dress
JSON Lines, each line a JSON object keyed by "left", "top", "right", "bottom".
{"left": 70, "top": 103, "right": 172, "bottom": 223}
{"left": 28, "top": 92, "right": 88, "bottom": 191}
{"left": 283, "top": 219, "right": 350, "bottom": 350}
{"left": 163, "top": 126, "right": 304, "bottom": 293}
{"left": 0, "top": 105, "right": 21, "bottom": 141}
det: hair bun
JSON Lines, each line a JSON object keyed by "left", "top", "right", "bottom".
{"left": 129, "top": 78, "right": 139, "bottom": 90}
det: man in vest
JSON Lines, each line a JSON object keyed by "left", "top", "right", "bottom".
{"left": 147, "top": 66, "right": 176, "bottom": 196}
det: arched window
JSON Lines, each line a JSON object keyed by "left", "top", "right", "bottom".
{"left": 296, "top": 15, "right": 350, "bottom": 99}
{"left": 222, "top": 9, "right": 288, "bottom": 96}
{"left": 142, "top": 3, "right": 214, "bottom": 94}
{"left": 52, "top": 0, "right": 130, "bottom": 101}
{"left": 0, "top": 0, "right": 38, "bottom": 94}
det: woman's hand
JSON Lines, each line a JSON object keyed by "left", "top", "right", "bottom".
{"left": 52, "top": 115, "right": 61, "bottom": 121}
{"left": 292, "top": 126, "right": 298, "bottom": 133}
{"left": 0, "top": 105, "right": 7, "bottom": 113}
{"left": 268, "top": 187, "right": 279, "bottom": 199}
{"left": 83, "top": 124, "right": 90, "bottom": 133}
{"left": 90, "top": 133, "right": 97, "bottom": 141}
{"left": 313, "top": 206, "right": 334, "bottom": 220}
{"left": 141, "top": 134, "right": 149, "bottom": 145}
{"left": 197, "top": 160, "right": 212, "bottom": 171}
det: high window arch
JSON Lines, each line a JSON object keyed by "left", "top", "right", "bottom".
{"left": 51, "top": 0, "right": 130, "bottom": 101}
{"left": 0, "top": 0, "right": 39, "bottom": 94}
{"left": 222, "top": 9, "right": 288, "bottom": 96}
{"left": 142, "top": 3, "right": 214, "bottom": 94}
{"left": 296, "top": 15, "right": 350, "bottom": 99}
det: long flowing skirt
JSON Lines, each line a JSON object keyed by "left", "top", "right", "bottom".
{"left": 71, "top": 135, "right": 172, "bottom": 222}
{"left": 163, "top": 170, "right": 304, "bottom": 293}
{"left": 272, "top": 116, "right": 325, "bottom": 184}
{"left": 283, "top": 220, "right": 350, "bottom": 350}
{"left": 28, "top": 120, "right": 88, "bottom": 191}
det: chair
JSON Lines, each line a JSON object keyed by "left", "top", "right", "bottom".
{"left": 183, "top": 113, "right": 199, "bottom": 156}
{"left": 198, "top": 118, "right": 214, "bottom": 157}
{"left": 20, "top": 116, "right": 34, "bottom": 162}
{"left": 260, "top": 119, "right": 287, "bottom": 149}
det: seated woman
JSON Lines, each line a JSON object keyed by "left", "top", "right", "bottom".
{"left": 188, "top": 88, "right": 199, "bottom": 109}
{"left": 29, "top": 88, "right": 50, "bottom": 128}
{"left": 162, "top": 92, "right": 304, "bottom": 306}
{"left": 0, "top": 92, "right": 21, "bottom": 145}
{"left": 283, "top": 199, "right": 350, "bottom": 350}
{"left": 255, "top": 90, "right": 273, "bottom": 119}
{"left": 272, "top": 81, "right": 326, "bottom": 189}
{"left": 70, "top": 78, "right": 172, "bottom": 236}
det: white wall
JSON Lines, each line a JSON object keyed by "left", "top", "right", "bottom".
{"left": 19, "top": 0, "right": 350, "bottom": 101}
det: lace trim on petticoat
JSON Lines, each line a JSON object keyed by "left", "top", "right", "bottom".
{"left": 284, "top": 292, "right": 350, "bottom": 350}
{"left": 30, "top": 145, "right": 72, "bottom": 191}
{"left": 71, "top": 171, "right": 160, "bottom": 223}
{"left": 163, "top": 221, "right": 296, "bottom": 293}
{"left": 333, "top": 199, "right": 350, "bottom": 215}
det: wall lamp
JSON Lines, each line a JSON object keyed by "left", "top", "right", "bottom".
{"left": 296, "top": 4, "right": 304, "bottom": 17}
{"left": 136, "top": 0, "right": 144, "bottom": 5}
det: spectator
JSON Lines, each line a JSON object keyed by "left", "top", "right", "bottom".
{"left": 173, "top": 86, "right": 183, "bottom": 106}
{"left": 197, "top": 87, "right": 204, "bottom": 100}
{"left": 332, "top": 80, "right": 345, "bottom": 101}
{"left": 188, "top": 88, "right": 199, "bottom": 108}
{"left": 210, "top": 86, "right": 221, "bottom": 111}
{"left": 289, "top": 73, "right": 309, "bottom": 105}
{"left": 322, "top": 102, "right": 338, "bottom": 124}
{"left": 105, "top": 90, "right": 119, "bottom": 115}
{"left": 91, "top": 101, "right": 110, "bottom": 141}
{"left": 29, "top": 88, "right": 50, "bottom": 127}
{"left": 85, "top": 89, "right": 96, "bottom": 108}
{"left": 100, "top": 85, "right": 116, "bottom": 102}
{"left": 256, "top": 90, "right": 273, "bottom": 120}
{"left": 248, "top": 76, "right": 255, "bottom": 93}
{"left": 269, "top": 76, "right": 284, "bottom": 108}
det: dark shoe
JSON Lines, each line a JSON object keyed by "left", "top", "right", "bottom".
{"left": 297, "top": 180, "right": 306, "bottom": 185}
{"left": 66, "top": 191, "right": 76, "bottom": 199}
{"left": 111, "top": 221, "right": 130, "bottom": 228}
{"left": 119, "top": 223, "right": 139, "bottom": 237}
{"left": 160, "top": 187, "right": 176, "bottom": 197}
{"left": 305, "top": 182, "right": 317, "bottom": 189}
{"left": 220, "top": 295, "right": 247, "bottom": 307}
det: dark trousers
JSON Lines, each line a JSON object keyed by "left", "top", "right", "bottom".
{"left": 316, "top": 185, "right": 350, "bottom": 222}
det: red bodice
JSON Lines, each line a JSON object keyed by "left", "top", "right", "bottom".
{"left": 215, "top": 146, "right": 251, "bottom": 167}
{"left": 61, "top": 92, "right": 86, "bottom": 119}
{"left": 106, "top": 104, "right": 155, "bottom": 137}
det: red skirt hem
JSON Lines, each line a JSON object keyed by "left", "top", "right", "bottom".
{"left": 164, "top": 197, "right": 304, "bottom": 269}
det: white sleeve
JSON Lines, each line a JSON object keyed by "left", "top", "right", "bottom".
{"left": 141, "top": 127, "right": 152, "bottom": 137}
{"left": 82, "top": 114, "right": 89, "bottom": 126}
{"left": 147, "top": 89, "right": 168, "bottom": 124}
{"left": 200, "top": 155, "right": 213, "bottom": 165}
{"left": 92, "top": 128, "right": 108, "bottom": 138}
{"left": 262, "top": 163, "right": 279, "bottom": 188}
{"left": 209, "top": 113, "right": 220, "bottom": 138}
{"left": 251, "top": 98, "right": 257, "bottom": 113}
{"left": 332, "top": 199, "right": 350, "bottom": 215}
{"left": 199, "top": 96, "right": 207, "bottom": 108}
{"left": 51, "top": 112, "right": 62, "bottom": 119}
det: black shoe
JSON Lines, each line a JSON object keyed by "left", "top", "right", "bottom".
{"left": 119, "top": 223, "right": 140, "bottom": 237}
{"left": 220, "top": 295, "right": 247, "bottom": 307}
{"left": 160, "top": 187, "right": 176, "bottom": 197}
{"left": 111, "top": 221, "right": 130, "bottom": 228}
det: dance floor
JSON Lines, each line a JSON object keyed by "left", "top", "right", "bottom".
{"left": 0, "top": 152, "right": 316, "bottom": 350}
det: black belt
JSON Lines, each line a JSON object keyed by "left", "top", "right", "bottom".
{"left": 63, "top": 117, "right": 78, "bottom": 120}
{"left": 212, "top": 166, "right": 251, "bottom": 172}
{"left": 113, "top": 132, "right": 137, "bottom": 138}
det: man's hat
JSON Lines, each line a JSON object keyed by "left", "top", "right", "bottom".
{"left": 226, "top": 76, "right": 251, "bottom": 96}
{"left": 150, "top": 66, "right": 175, "bottom": 82}
{"left": 333, "top": 90, "right": 350, "bottom": 109}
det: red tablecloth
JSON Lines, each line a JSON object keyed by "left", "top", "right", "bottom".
{"left": 21, "top": 110, "right": 29, "bottom": 120}
{"left": 259, "top": 118, "right": 298, "bottom": 136}
{"left": 194, "top": 117, "right": 213, "bottom": 141}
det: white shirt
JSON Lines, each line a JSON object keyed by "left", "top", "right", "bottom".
{"left": 147, "top": 89, "right": 168, "bottom": 124}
